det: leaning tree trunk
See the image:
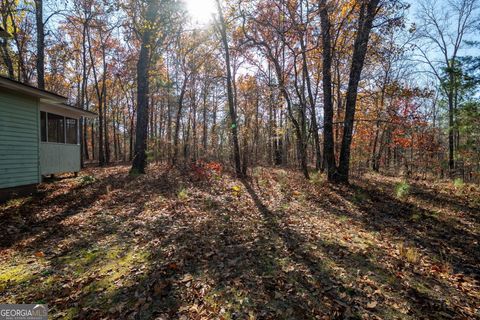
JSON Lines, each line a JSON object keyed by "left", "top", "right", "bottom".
{"left": 301, "top": 38, "right": 322, "bottom": 171}
{"left": 337, "top": 0, "right": 380, "bottom": 184}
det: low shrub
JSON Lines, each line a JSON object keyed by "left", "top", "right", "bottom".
{"left": 395, "top": 181, "right": 410, "bottom": 199}
{"left": 177, "top": 187, "right": 188, "bottom": 201}
{"left": 453, "top": 178, "right": 464, "bottom": 190}
{"left": 78, "top": 175, "right": 96, "bottom": 186}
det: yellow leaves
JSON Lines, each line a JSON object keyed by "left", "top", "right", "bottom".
{"left": 340, "top": 0, "right": 357, "bottom": 17}
{"left": 2, "top": 0, "right": 26, "bottom": 35}
{"left": 178, "top": 188, "right": 189, "bottom": 201}
{"left": 231, "top": 185, "right": 242, "bottom": 197}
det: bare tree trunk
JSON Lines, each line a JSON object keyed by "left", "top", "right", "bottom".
{"left": 448, "top": 84, "right": 455, "bottom": 175}
{"left": 83, "top": 119, "right": 89, "bottom": 161}
{"left": 131, "top": 19, "right": 153, "bottom": 173}
{"left": 319, "top": 0, "right": 337, "bottom": 181}
{"left": 113, "top": 110, "right": 118, "bottom": 161}
{"left": 192, "top": 78, "right": 198, "bottom": 163}
{"left": 123, "top": 113, "right": 127, "bottom": 162}
{"left": 80, "top": 15, "right": 91, "bottom": 164}
{"left": 35, "top": 0, "right": 45, "bottom": 89}
{"left": 103, "top": 69, "right": 110, "bottom": 164}
{"left": 91, "top": 121, "right": 96, "bottom": 160}
{"left": 87, "top": 25, "right": 105, "bottom": 166}
{"left": 202, "top": 79, "right": 209, "bottom": 156}
{"left": 129, "top": 109, "right": 135, "bottom": 162}
{"left": 172, "top": 76, "right": 188, "bottom": 165}
{"left": 301, "top": 38, "right": 322, "bottom": 171}
{"left": 337, "top": 0, "right": 380, "bottom": 183}
{"left": 216, "top": 0, "right": 243, "bottom": 177}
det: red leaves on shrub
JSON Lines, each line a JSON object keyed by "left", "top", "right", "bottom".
{"left": 190, "top": 161, "right": 223, "bottom": 181}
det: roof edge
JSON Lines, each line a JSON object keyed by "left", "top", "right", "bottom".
{"left": 0, "top": 75, "right": 67, "bottom": 102}
{"left": 40, "top": 102, "right": 97, "bottom": 118}
{"left": 62, "top": 103, "right": 98, "bottom": 118}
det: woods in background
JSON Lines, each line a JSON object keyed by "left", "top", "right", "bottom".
{"left": 1, "top": 0, "right": 479, "bottom": 183}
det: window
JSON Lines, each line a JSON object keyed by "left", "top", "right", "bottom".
{"left": 66, "top": 118, "right": 78, "bottom": 144}
{"left": 47, "top": 113, "right": 65, "bottom": 143}
{"left": 40, "top": 112, "right": 47, "bottom": 142}
{"left": 41, "top": 112, "right": 79, "bottom": 144}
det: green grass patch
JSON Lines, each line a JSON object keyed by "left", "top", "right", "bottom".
{"left": 453, "top": 178, "right": 464, "bottom": 189}
{"left": 395, "top": 181, "right": 410, "bottom": 199}
{"left": 78, "top": 175, "right": 97, "bottom": 186}
{"left": 309, "top": 171, "right": 324, "bottom": 185}
{"left": 0, "top": 263, "right": 33, "bottom": 291}
{"left": 177, "top": 187, "right": 189, "bottom": 201}
{"left": 2, "top": 197, "right": 32, "bottom": 209}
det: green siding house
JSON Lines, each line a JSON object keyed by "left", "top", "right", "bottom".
{"left": 0, "top": 76, "right": 95, "bottom": 189}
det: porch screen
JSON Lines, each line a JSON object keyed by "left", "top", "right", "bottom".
{"left": 48, "top": 113, "right": 65, "bottom": 143}
{"left": 66, "top": 118, "right": 78, "bottom": 144}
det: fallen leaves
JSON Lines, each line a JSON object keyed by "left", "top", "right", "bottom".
{"left": 0, "top": 165, "right": 478, "bottom": 319}
{"left": 181, "top": 273, "right": 193, "bottom": 283}
{"left": 366, "top": 300, "right": 377, "bottom": 309}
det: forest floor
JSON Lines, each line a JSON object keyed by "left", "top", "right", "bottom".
{"left": 0, "top": 165, "right": 479, "bottom": 319}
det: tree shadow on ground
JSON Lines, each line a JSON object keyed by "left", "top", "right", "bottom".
{"left": 241, "top": 179, "right": 466, "bottom": 319}
{"left": 103, "top": 184, "right": 346, "bottom": 319}
{"left": 0, "top": 167, "right": 478, "bottom": 319}
{"left": 335, "top": 179, "right": 480, "bottom": 275}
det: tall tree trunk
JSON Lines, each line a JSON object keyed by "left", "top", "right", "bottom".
{"left": 113, "top": 111, "right": 118, "bottom": 161}
{"left": 87, "top": 25, "right": 105, "bottom": 166}
{"left": 192, "top": 78, "right": 198, "bottom": 163}
{"left": 103, "top": 76, "right": 110, "bottom": 164}
{"left": 172, "top": 76, "right": 188, "bottom": 165}
{"left": 216, "top": 0, "right": 243, "bottom": 177}
{"left": 91, "top": 122, "right": 96, "bottom": 160}
{"left": 337, "top": 0, "right": 380, "bottom": 183}
{"left": 319, "top": 0, "right": 337, "bottom": 181}
{"left": 301, "top": 38, "right": 322, "bottom": 171}
{"left": 80, "top": 17, "right": 90, "bottom": 164}
{"left": 129, "top": 110, "right": 135, "bottom": 162}
{"left": 202, "top": 79, "right": 209, "bottom": 155}
{"left": 123, "top": 113, "right": 127, "bottom": 162}
{"left": 83, "top": 119, "right": 89, "bottom": 161}
{"left": 447, "top": 75, "right": 455, "bottom": 175}
{"left": 35, "top": 0, "right": 45, "bottom": 89}
{"left": 131, "top": 20, "right": 153, "bottom": 174}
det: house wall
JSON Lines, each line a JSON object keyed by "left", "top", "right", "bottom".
{"left": 0, "top": 90, "right": 40, "bottom": 188}
{"left": 40, "top": 143, "right": 80, "bottom": 175}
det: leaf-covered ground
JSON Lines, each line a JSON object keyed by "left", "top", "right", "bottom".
{"left": 0, "top": 165, "right": 479, "bottom": 319}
